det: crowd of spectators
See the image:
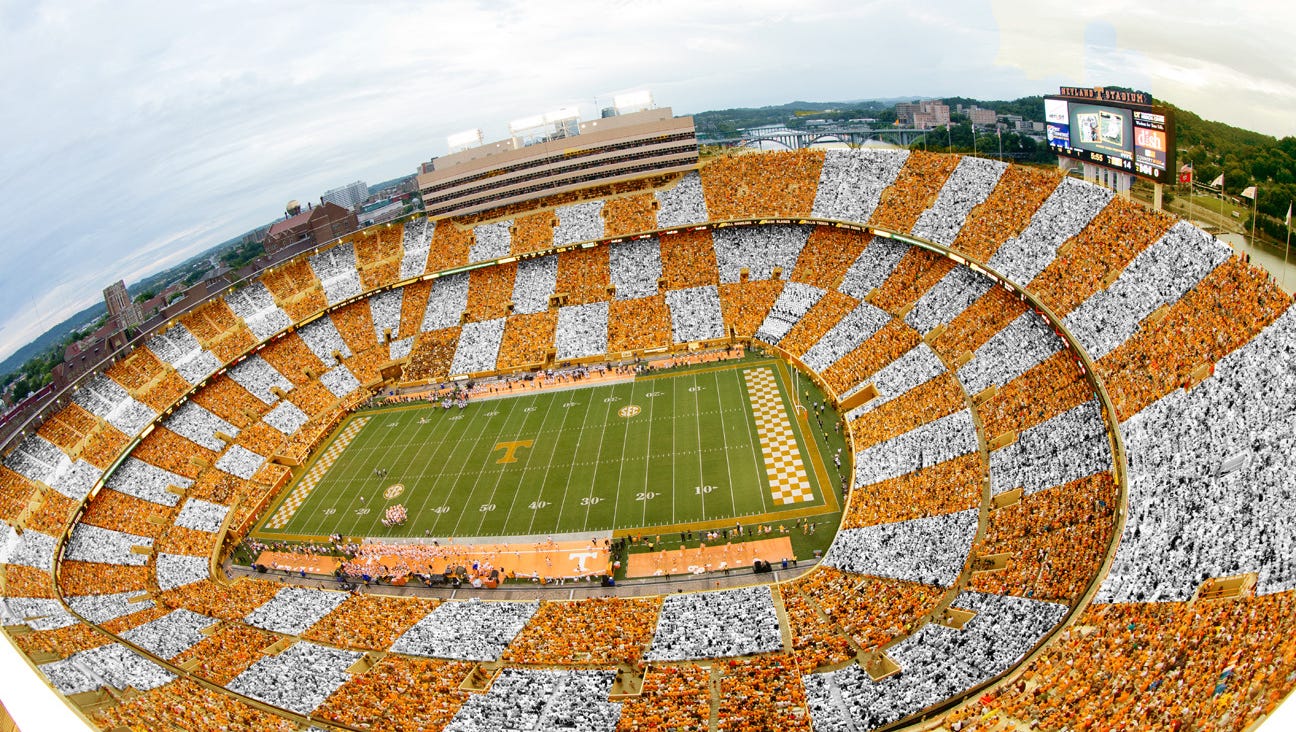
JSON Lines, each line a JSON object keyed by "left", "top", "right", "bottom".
{"left": 825, "top": 508, "right": 977, "bottom": 587}
{"left": 450, "top": 317, "right": 507, "bottom": 375}
{"left": 844, "top": 341, "right": 945, "bottom": 420}
{"left": 812, "top": 149, "right": 909, "bottom": 223}
{"left": 261, "top": 259, "right": 327, "bottom": 321}
{"left": 655, "top": 171, "right": 708, "bottom": 229}
{"left": 1098, "top": 255, "right": 1287, "bottom": 419}
{"left": 609, "top": 237, "right": 662, "bottom": 300}
{"left": 65, "top": 522, "right": 153, "bottom": 566}
{"left": 224, "top": 281, "right": 293, "bottom": 341}
{"left": 955, "top": 593, "right": 1296, "bottom": 732}
{"left": 773, "top": 289, "right": 857, "bottom": 357}
{"left": 664, "top": 285, "right": 726, "bottom": 344}
{"left": 617, "top": 664, "right": 711, "bottom": 731}
{"left": 397, "top": 281, "right": 432, "bottom": 338}
{"left": 511, "top": 211, "right": 556, "bottom": 256}
{"left": 497, "top": 312, "right": 558, "bottom": 369}
{"left": 406, "top": 327, "right": 463, "bottom": 382}
{"left": 228, "top": 639, "right": 361, "bottom": 715}
{"left": 369, "top": 288, "right": 403, "bottom": 342}
{"left": 788, "top": 229, "right": 869, "bottom": 293}
{"left": 1100, "top": 306, "right": 1296, "bottom": 602}
{"left": 316, "top": 656, "right": 472, "bottom": 731}
{"left": 512, "top": 254, "right": 559, "bottom": 315}
{"left": 701, "top": 148, "right": 823, "bottom": 220}
{"left": 718, "top": 281, "right": 783, "bottom": 337}
{"left": 422, "top": 272, "right": 471, "bottom": 332}
{"left": 972, "top": 471, "right": 1116, "bottom": 602}
{"left": 868, "top": 150, "right": 962, "bottom": 233}
{"left": 96, "top": 677, "right": 298, "bottom": 732}
{"left": 79, "top": 488, "right": 171, "bottom": 538}
{"left": 872, "top": 248, "right": 957, "bottom": 315}
{"left": 243, "top": 585, "right": 348, "bottom": 636}
{"left": 40, "top": 641, "right": 174, "bottom": 695}
{"left": 601, "top": 192, "right": 657, "bottom": 239}
{"left": 147, "top": 324, "right": 223, "bottom": 385}
{"left": 554, "top": 200, "right": 605, "bottom": 247}
{"left": 608, "top": 296, "right": 673, "bottom": 352}
{"left": 120, "top": 607, "right": 216, "bottom": 659}
{"left": 556, "top": 246, "right": 613, "bottom": 306}
{"left": 466, "top": 263, "right": 516, "bottom": 322}
{"left": 779, "top": 583, "right": 857, "bottom": 672}
{"left": 804, "top": 592, "right": 1067, "bottom": 730}
{"left": 988, "top": 177, "right": 1114, "bottom": 287}
{"left": 400, "top": 218, "right": 434, "bottom": 279}
{"left": 180, "top": 299, "right": 257, "bottom": 364}
{"left": 389, "top": 599, "right": 540, "bottom": 662}
{"left": 989, "top": 399, "right": 1113, "bottom": 498}
{"left": 214, "top": 443, "right": 268, "bottom": 480}
{"left": 658, "top": 229, "right": 720, "bottom": 290}
{"left": 957, "top": 310, "right": 1065, "bottom": 395}
{"left": 261, "top": 400, "right": 309, "bottom": 436}
{"left": 308, "top": 241, "right": 363, "bottom": 305}
{"left": 755, "top": 282, "right": 826, "bottom": 346}
{"left": 471, "top": 219, "right": 511, "bottom": 263}
{"left": 330, "top": 299, "right": 378, "bottom": 354}
{"left": 802, "top": 569, "right": 948, "bottom": 653}
{"left": 850, "top": 372, "right": 965, "bottom": 452}
{"left": 713, "top": 225, "right": 812, "bottom": 284}
{"left": 165, "top": 401, "right": 237, "bottom": 451}
{"left": 950, "top": 165, "right": 1063, "bottom": 263}
{"left": 1028, "top": 197, "right": 1175, "bottom": 316}
{"left": 844, "top": 450, "right": 984, "bottom": 531}
{"left": 800, "top": 301, "right": 891, "bottom": 375}
{"left": 303, "top": 593, "right": 438, "bottom": 651}
{"left": 647, "top": 585, "right": 782, "bottom": 661}
{"left": 979, "top": 351, "right": 1093, "bottom": 437}
{"left": 352, "top": 225, "right": 402, "bottom": 291}
{"left": 715, "top": 653, "right": 811, "bottom": 731}
{"left": 428, "top": 220, "right": 474, "bottom": 274}
{"left": 910, "top": 156, "right": 1007, "bottom": 247}
{"left": 156, "top": 552, "right": 212, "bottom": 591}
{"left": 555, "top": 301, "right": 610, "bottom": 360}
{"left": 503, "top": 597, "right": 661, "bottom": 666}
{"left": 822, "top": 319, "right": 922, "bottom": 397}
{"left": 904, "top": 265, "right": 995, "bottom": 337}
{"left": 445, "top": 668, "right": 621, "bottom": 732}
{"left": 1065, "top": 220, "right": 1232, "bottom": 361}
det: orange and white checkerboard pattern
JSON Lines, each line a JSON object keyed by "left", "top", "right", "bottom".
{"left": 267, "top": 416, "right": 370, "bottom": 529}
{"left": 744, "top": 368, "right": 814, "bottom": 505}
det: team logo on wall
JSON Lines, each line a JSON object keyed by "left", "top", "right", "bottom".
{"left": 619, "top": 405, "right": 642, "bottom": 418}
{"left": 384, "top": 483, "right": 405, "bottom": 500}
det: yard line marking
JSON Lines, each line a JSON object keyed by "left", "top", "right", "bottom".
{"left": 267, "top": 416, "right": 370, "bottom": 529}
{"left": 744, "top": 368, "right": 814, "bottom": 505}
{"left": 496, "top": 388, "right": 558, "bottom": 533}
{"left": 714, "top": 369, "right": 738, "bottom": 518}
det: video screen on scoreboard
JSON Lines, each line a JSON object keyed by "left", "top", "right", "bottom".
{"left": 1044, "top": 95, "right": 1173, "bottom": 183}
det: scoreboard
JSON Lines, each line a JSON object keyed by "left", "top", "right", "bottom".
{"left": 1044, "top": 88, "right": 1175, "bottom": 184}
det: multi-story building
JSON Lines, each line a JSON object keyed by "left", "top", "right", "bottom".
{"left": 418, "top": 107, "right": 698, "bottom": 218}
{"left": 320, "top": 180, "right": 369, "bottom": 210}
{"left": 966, "top": 106, "right": 998, "bottom": 127}
{"left": 896, "top": 100, "right": 950, "bottom": 129}
{"left": 264, "top": 202, "right": 358, "bottom": 256}
{"left": 102, "top": 280, "right": 141, "bottom": 330}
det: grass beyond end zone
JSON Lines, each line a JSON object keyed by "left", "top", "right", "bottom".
{"left": 255, "top": 358, "right": 838, "bottom": 542}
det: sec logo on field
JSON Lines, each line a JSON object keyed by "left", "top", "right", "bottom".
{"left": 618, "top": 405, "right": 642, "bottom": 418}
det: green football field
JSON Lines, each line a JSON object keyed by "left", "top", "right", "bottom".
{"left": 255, "top": 359, "right": 839, "bottom": 541}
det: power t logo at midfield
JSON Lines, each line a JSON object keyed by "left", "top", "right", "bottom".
{"left": 493, "top": 439, "right": 534, "bottom": 464}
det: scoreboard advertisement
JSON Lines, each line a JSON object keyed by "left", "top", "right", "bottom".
{"left": 1044, "top": 88, "right": 1175, "bottom": 183}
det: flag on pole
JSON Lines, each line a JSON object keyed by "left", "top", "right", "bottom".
{"left": 1286, "top": 202, "right": 1292, "bottom": 227}
{"left": 1178, "top": 165, "right": 1193, "bottom": 184}
{"left": 1211, "top": 174, "right": 1225, "bottom": 188}
{"left": 1241, "top": 186, "right": 1258, "bottom": 200}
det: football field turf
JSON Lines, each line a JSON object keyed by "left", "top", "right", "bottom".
{"left": 254, "top": 359, "right": 838, "bottom": 541}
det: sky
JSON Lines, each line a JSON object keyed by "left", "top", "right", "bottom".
{"left": 1, "top": 0, "right": 1295, "bottom": 365}
{"left": 2, "top": 3, "right": 1296, "bottom": 726}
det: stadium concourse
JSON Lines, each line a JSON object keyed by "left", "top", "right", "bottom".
{"left": 0, "top": 148, "right": 1294, "bottom": 731}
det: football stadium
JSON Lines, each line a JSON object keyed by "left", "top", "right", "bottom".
{"left": 3, "top": 119, "right": 1296, "bottom": 731}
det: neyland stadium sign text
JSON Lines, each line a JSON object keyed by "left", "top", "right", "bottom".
{"left": 1057, "top": 87, "right": 1152, "bottom": 107}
